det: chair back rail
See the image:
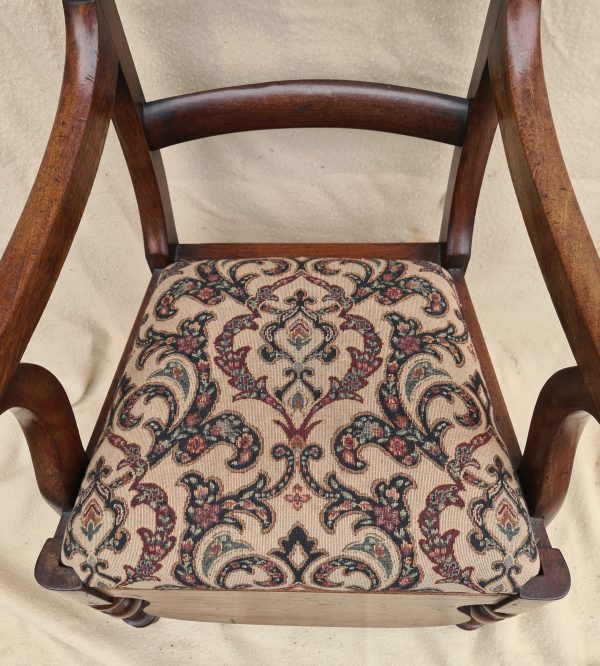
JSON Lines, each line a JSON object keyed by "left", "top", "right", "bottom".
{"left": 142, "top": 81, "right": 469, "bottom": 150}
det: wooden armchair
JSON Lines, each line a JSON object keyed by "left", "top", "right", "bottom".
{"left": 1, "top": 0, "right": 598, "bottom": 631}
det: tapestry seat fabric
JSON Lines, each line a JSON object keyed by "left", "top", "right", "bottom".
{"left": 62, "top": 257, "right": 540, "bottom": 595}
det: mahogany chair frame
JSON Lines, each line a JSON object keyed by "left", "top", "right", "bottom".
{"left": 1, "top": 0, "right": 598, "bottom": 630}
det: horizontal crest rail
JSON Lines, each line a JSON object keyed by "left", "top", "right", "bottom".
{"left": 142, "top": 80, "right": 469, "bottom": 150}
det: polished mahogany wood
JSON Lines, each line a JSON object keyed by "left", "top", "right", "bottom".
{"left": 488, "top": 0, "right": 600, "bottom": 417}
{"left": 35, "top": 526, "right": 158, "bottom": 628}
{"left": 442, "top": 66, "right": 497, "bottom": 271}
{"left": 458, "top": 604, "right": 511, "bottom": 630}
{"left": 458, "top": 519, "right": 570, "bottom": 630}
{"left": 441, "top": 0, "right": 502, "bottom": 271}
{"left": 496, "top": 518, "right": 570, "bottom": 616}
{"left": 94, "top": 597, "right": 158, "bottom": 627}
{"left": 519, "top": 367, "right": 598, "bottom": 523}
{"left": 98, "top": 0, "right": 177, "bottom": 269}
{"left": 174, "top": 242, "right": 442, "bottom": 263}
{"left": 0, "top": 364, "right": 86, "bottom": 513}
{"left": 142, "top": 80, "right": 469, "bottom": 150}
{"left": 0, "top": 0, "right": 117, "bottom": 397}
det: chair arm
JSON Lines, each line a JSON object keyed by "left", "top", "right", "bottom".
{"left": 518, "top": 366, "right": 598, "bottom": 524}
{"left": 488, "top": 0, "right": 600, "bottom": 416}
{"left": 0, "top": 1, "right": 117, "bottom": 397}
{"left": 0, "top": 364, "right": 87, "bottom": 513}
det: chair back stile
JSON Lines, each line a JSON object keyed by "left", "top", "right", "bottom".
{"left": 99, "top": 0, "right": 600, "bottom": 419}
{"left": 98, "top": 0, "right": 495, "bottom": 273}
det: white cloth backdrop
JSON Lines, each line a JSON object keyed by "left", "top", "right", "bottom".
{"left": 0, "top": 1, "right": 599, "bottom": 663}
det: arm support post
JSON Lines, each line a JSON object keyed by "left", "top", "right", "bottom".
{"left": 0, "top": 364, "right": 87, "bottom": 513}
{"left": 519, "top": 367, "right": 598, "bottom": 524}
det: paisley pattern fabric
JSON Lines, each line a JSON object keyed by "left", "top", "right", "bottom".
{"left": 62, "top": 258, "right": 539, "bottom": 594}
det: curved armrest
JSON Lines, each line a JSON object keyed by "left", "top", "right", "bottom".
{"left": 0, "top": 1, "right": 117, "bottom": 397}
{"left": 488, "top": 0, "right": 600, "bottom": 415}
{"left": 519, "top": 367, "right": 598, "bottom": 524}
{"left": 0, "top": 364, "right": 87, "bottom": 513}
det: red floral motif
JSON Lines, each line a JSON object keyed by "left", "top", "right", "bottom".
{"left": 194, "top": 503, "right": 221, "bottom": 529}
{"left": 339, "top": 433, "right": 358, "bottom": 466}
{"left": 185, "top": 435, "right": 206, "bottom": 455}
{"left": 373, "top": 505, "right": 402, "bottom": 533}
{"left": 197, "top": 287, "right": 215, "bottom": 300}
{"left": 388, "top": 436, "right": 409, "bottom": 458}
{"left": 196, "top": 393, "right": 211, "bottom": 409}
{"left": 397, "top": 335, "right": 423, "bottom": 355}
{"left": 284, "top": 484, "right": 311, "bottom": 510}
{"left": 385, "top": 287, "right": 404, "bottom": 300}
{"left": 177, "top": 335, "right": 200, "bottom": 354}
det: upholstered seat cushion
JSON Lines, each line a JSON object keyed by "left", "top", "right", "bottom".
{"left": 62, "top": 257, "right": 539, "bottom": 595}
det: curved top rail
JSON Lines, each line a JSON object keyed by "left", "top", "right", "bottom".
{"left": 142, "top": 80, "right": 469, "bottom": 150}
{"left": 488, "top": 0, "right": 600, "bottom": 414}
{"left": 0, "top": 1, "right": 117, "bottom": 396}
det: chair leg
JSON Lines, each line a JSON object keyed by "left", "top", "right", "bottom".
{"left": 456, "top": 604, "right": 511, "bottom": 631}
{"left": 455, "top": 519, "right": 570, "bottom": 631}
{"left": 92, "top": 597, "right": 159, "bottom": 628}
{"left": 35, "top": 527, "right": 158, "bottom": 628}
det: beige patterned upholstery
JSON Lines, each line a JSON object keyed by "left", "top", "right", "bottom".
{"left": 62, "top": 258, "right": 539, "bottom": 595}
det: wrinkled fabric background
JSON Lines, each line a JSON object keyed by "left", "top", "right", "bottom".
{"left": 0, "top": 1, "right": 599, "bottom": 663}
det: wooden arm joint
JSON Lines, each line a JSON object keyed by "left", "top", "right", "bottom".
{"left": 519, "top": 366, "right": 598, "bottom": 523}
{"left": 457, "top": 519, "right": 570, "bottom": 630}
{"left": 0, "top": 364, "right": 87, "bottom": 513}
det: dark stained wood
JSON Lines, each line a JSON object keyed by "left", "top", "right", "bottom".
{"left": 36, "top": 536, "right": 83, "bottom": 592}
{"left": 441, "top": 67, "right": 497, "bottom": 270}
{"left": 519, "top": 367, "right": 598, "bottom": 523}
{"left": 35, "top": 524, "right": 157, "bottom": 628}
{"left": 488, "top": 0, "right": 600, "bottom": 418}
{"left": 0, "top": 0, "right": 117, "bottom": 398}
{"left": 451, "top": 270, "right": 522, "bottom": 467}
{"left": 175, "top": 242, "right": 442, "bottom": 263}
{"left": 142, "top": 80, "right": 469, "bottom": 150}
{"left": 457, "top": 604, "right": 511, "bottom": 630}
{"left": 35, "top": 515, "right": 105, "bottom": 597}
{"left": 98, "top": 0, "right": 178, "bottom": 269}
{"left": 93, "top": 598, "right": 159, "bottom": 627}
{"left": 35, "top": 518, "right": 86, "bottom": 594}
{"left": 457, "top": 519, "right": 570, "bottom": 630}
{"left": 441, "top": 0, "right": 502, "bottom": 271}
{"left": 499, "top": 518, "right": 570, "bottom": 608}
{"left": 0, "top": 364, "right": 87, "bottom": 513}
